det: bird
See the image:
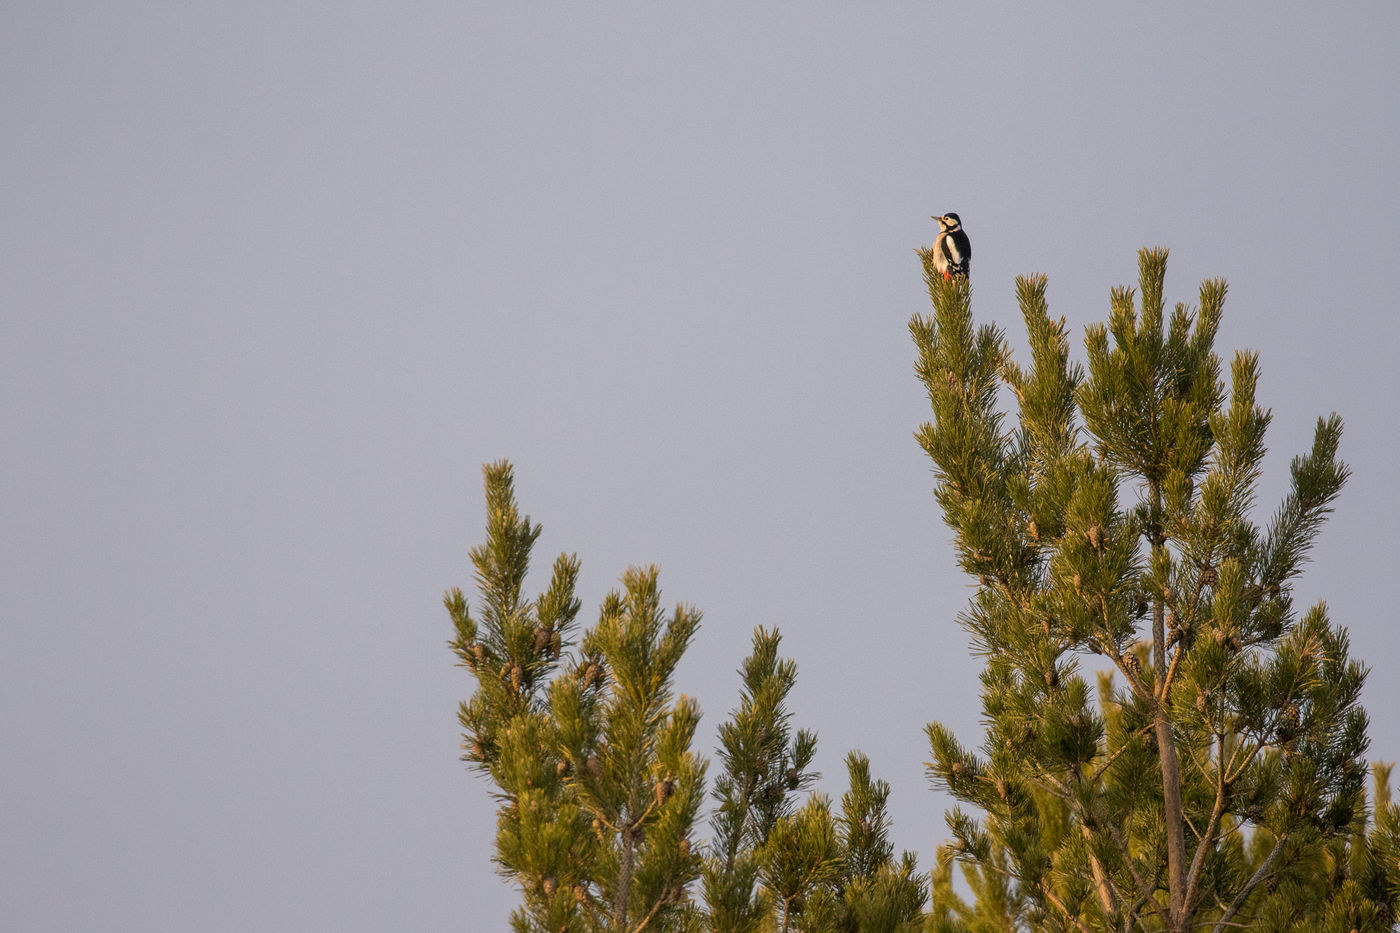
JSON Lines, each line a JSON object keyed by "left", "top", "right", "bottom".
{"left": 932, "top": 213, "right": 971, "bottom": 279}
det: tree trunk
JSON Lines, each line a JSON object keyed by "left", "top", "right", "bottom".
{"left": 615, "top": 825, "right": 634, "bottom": 931}
{"left": 1151, "top": 482, "right": 1188, "bottom": 932}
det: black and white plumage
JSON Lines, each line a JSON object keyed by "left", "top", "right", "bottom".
{"left": 932, "top": 213, "right": 970, "bottom": 279}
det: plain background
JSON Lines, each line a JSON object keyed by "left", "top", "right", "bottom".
{"left": 5, "top": 4, "right": 1399, "bottom": 929}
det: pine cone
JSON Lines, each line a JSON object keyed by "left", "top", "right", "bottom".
{"left": 996, "top": 779, "right": 1010, "bottom": 800}
{"left": 557, "top": 758, "right": 572, "bottom": 778}
{"left": 591, "top": 817, "right": 604, "bottom": 840}
{"left": 1027, "top": 519, "right": 1039, "bottom": 541}
{"left": 1045, "top": 668, "right": 1059, "bottom": 688}
{"left": 1071, "top": 573, "right": 1082, "bottom": 591}
{"left": 1210, "top": 631, "right": 1234, "bottom": 651}
{"left": 583, "top": 662, "right": 602, "bottom": 689}
{"left": 1196, "top": 689, "right": 1208, "bottom": 714}
{"left": 542, "top": 876, "right": 556, "bottom": 897}
{"left": 1283, "top": 702, "right": 1301, "bottom": 731}
{"left": 655, "top": 777, "right": 675, "bottom": 806}
{"left": 533, "top": 627, "right": 550, "bottom": 653}
{"left": 678, "top": 837, "right": 690, "bottom": 858}
{"left": 1162, "top": 585, "right": 1174, "bottom": 603}
{"left": 510, "top": 664, "right": 524, "bottom": 691}
{"left": 950, "top": 762, "right": 969, "bottom": 780}
{"left": 1087, "top": 525, "right": 1103, "bottom": 551}
{"left": 472, "top": 642, "right": 486, "bottom": 666}
{"left": 1199, "top": 566, "right": 1218, "bottom": 587}
{"left": 786, "top": 767, "right": 799, "bottom": 790}
{"left": 1123, "top": 654, "right": 1141, "bottom": 679}
{"left": 549, "top": 630, "right": 562, "bottom": 659}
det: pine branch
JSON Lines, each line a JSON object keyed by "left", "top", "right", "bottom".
{"left": 1040, "top": 883, "right": 1097, "bottom": 933}
{"left": 1209, "top": 832, "right": 1288, "bottom": 933}
{"left": 1182, "top": 738, "right": 1229, "bottom": 918}
{"left": 1081, "top": 820, "right": 1122, "bottom": 918}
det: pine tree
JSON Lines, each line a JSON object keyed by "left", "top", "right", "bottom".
{"left": 450, "top": 471, "right": 928, "bottom": 931}
{"left": 702, "top": 627, "right": 820, "bottom": 933}
{"left": 449, "top": 462, "right": 706, "bottom": 933}
{"left": 756, "top": 753, "right": 926, "bottom": 933}
{"left": 911, "top": 248, "right": 1393, "bottom": 932}
{"left": 451, "top": 466, "right": 924, "bottom": 933}
{"left": 699, "top": 629, "right": 926, "bottom": 933}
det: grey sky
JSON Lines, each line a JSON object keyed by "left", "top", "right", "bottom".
{"left": 4, "top": 4, "right": 1398, "bottom": 930}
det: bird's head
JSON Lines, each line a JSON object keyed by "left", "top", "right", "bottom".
{"left": 934, "top": 213, "right": 962, "bottom": 232}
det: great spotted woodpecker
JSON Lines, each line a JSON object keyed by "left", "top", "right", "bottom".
{"left": 932, "top": 213, "right": 970, "bottom": 280}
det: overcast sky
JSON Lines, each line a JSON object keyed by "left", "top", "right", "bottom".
{"left": 5, "top": 4, "right": 1399, "bottom": 930}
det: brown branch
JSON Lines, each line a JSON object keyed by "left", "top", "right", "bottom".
{"left": 1041, "top": 883, "right": 1097, "bottom": 933}
{"left": 1082, "top": 822, "right": 1121, "bottom": 918}
{"left": 1067, "top": 755, "right": 1122, "bottom": 921}
{"left": 629, "top": 888, "right": 670, "bottom": 933}
{"left": 1182, "top": 733, "right": 1229, "bottom": 919}
{"left": 1090, "top": 722, "right": 1154, "bottom": 784}
{"left": 1160, "top": 634, "right": 1187, "bottom": 699}
{"left": 1105, "top": 822, "right": 1169, "bottom": 929}
{"left": 1209, "top": 833, "right": 1287, "bottom": 933}
{"left": 1133, "top": 862, "right": 1169, "bottom": 930}
{"left": 1224, "top": 736, "right": 1265, "bottom": 787}
{"left": 1034, "top": 767, "right": 1073, "bottom": 800}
